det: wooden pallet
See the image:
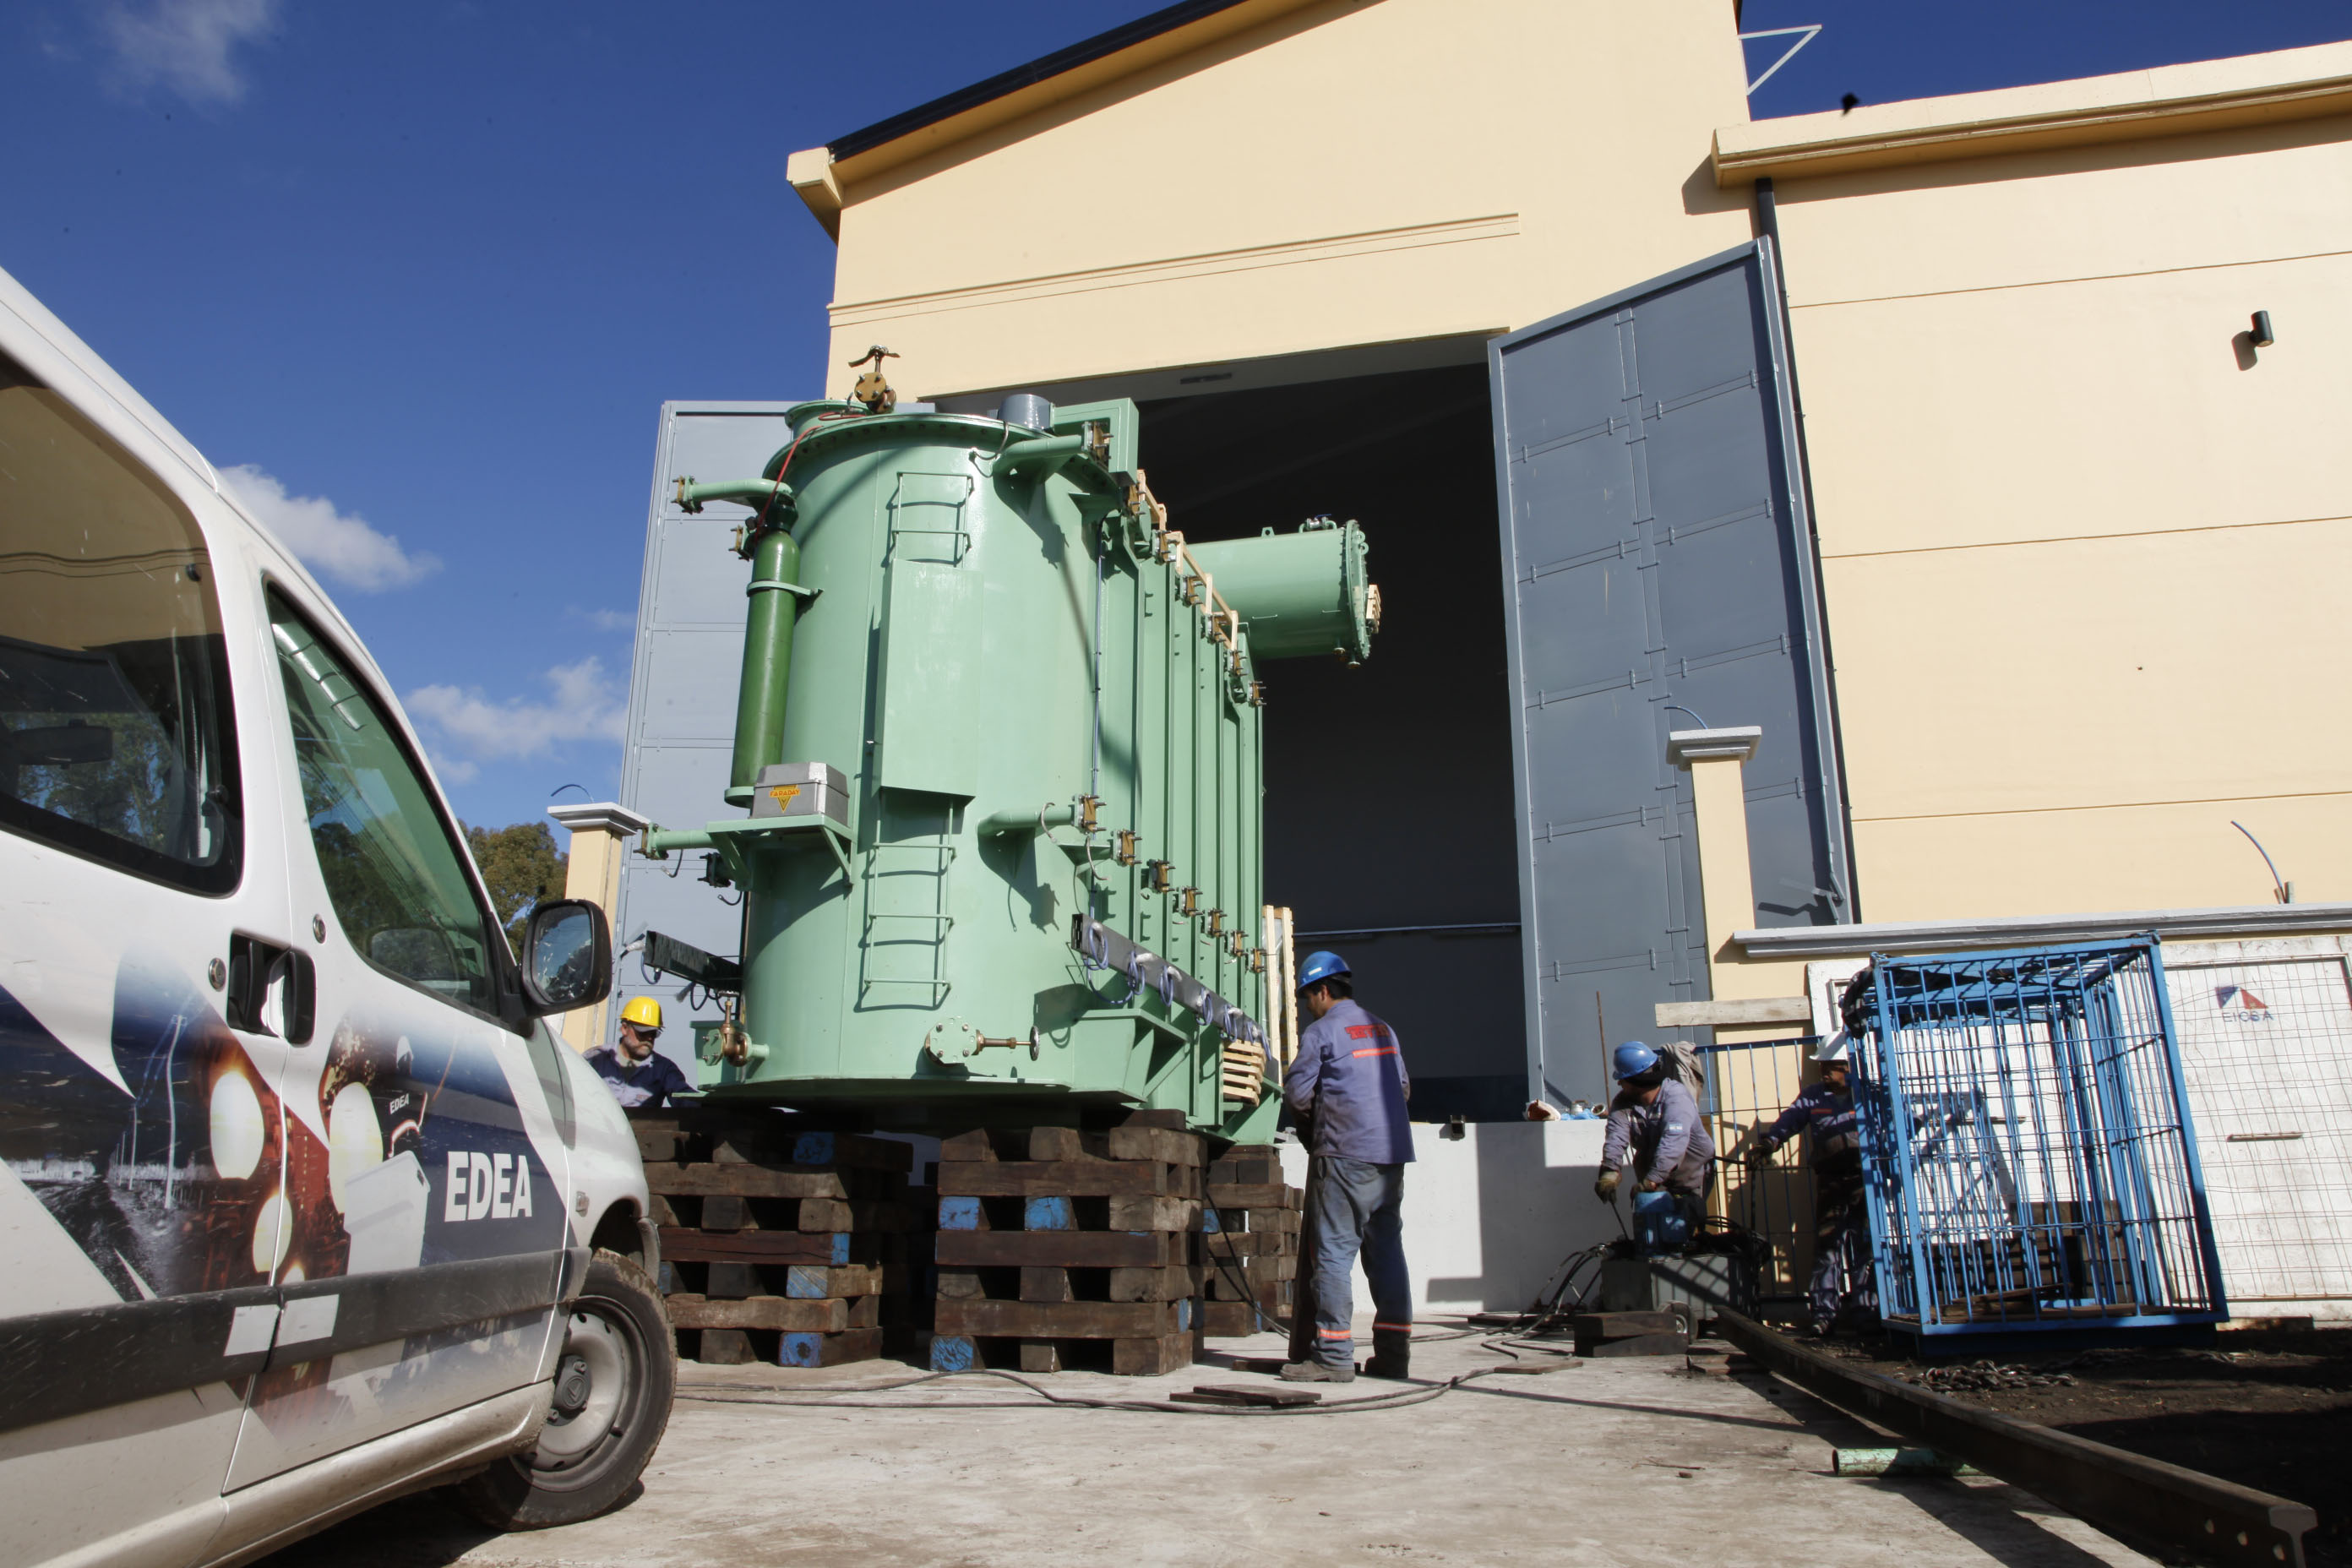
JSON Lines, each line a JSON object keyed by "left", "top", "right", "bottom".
{"left": 1198, "top": 1144, "right": 1303, "bottom": 1337}
{"left": 928, "top": 1113, "right": 1207, "bottom": 1376}
{"left": 632, "top": 1108, "right": 929, "bottom": 1367}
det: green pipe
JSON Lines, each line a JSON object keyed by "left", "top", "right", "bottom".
{"left": 1187, "top": 519, "right": 1375, "bottom": 662}
{"left": 729, "top": 525, "right": 803, "bottom": 799}
{"left": 676, "top": 476, "right": 798, "bottom": 516}
{"left": 985, "top": 433, "right": 1086, "bottom": 478}
{"left": 644, "top": 827, "right": 716, "bottom": 856}
{"left": 980, "top": 803, "right": 1076, "bottom": 837}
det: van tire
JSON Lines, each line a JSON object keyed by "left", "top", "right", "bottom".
{"left": 453, "top": 1248, "right": 675, "bottom": 1529}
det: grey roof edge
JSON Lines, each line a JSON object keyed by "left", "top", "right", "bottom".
{"left": 1734, "top": 901, "right": 2352, "bottom": 960}
{"left": 828, "top": 0, "right": 1259, "bottom": 163}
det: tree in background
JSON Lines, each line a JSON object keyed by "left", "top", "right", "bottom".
{"left": 466, "top": 820, "right": 568, "bottom": 956}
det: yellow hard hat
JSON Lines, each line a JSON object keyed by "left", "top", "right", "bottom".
{"left": 621, "top": 996, "right": 663, "bottom": 1030}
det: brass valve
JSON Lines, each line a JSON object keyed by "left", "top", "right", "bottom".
{"left": 846, "top": 344, "right": 899, "bottom": 413}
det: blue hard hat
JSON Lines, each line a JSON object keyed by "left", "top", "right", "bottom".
{"left": 1612, "top": 1042, "right": 1659, "bottom": 1081}
{"left": 1296, "top": 950, "right": 1351, "bottom": 990}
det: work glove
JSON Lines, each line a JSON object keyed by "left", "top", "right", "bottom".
{"left": 1639, "top": 1179, "right": 1664, "bottom": 1194}
{"left": 1593, "top": 1168, "right": 1621, "bottom": 1201}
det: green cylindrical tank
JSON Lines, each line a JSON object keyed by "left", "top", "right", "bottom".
{"left": 1188, "top": 518, "right": 1376, "bottom": 662}
{"left": 643, "top": 396, "right": 1375, "bottom": 1137}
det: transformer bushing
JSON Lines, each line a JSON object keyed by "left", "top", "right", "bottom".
{"left": 642, "top": 395, "right": 1376, "bottom": 1138}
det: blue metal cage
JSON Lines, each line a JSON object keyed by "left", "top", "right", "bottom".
{"left": 1843, "top": 939, "right": 2227, "bottom": 1346}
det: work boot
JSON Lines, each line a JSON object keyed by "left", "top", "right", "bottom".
{"left": 1279, "top": 1358, "right": 1356, "bottom": 1383}
{"left": 1365, "top": 1326, "right": 1412, "bottom": 1380}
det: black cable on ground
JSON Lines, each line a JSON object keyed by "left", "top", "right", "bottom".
{"left": 675, "top": 1344, "right": 1570, "bottom": 1418}
{"left": 1200, "top": 1230, "right": 1283, "bottom": 1337}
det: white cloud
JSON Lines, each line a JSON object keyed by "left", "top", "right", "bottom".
{"left": 220, "top": 464, "right": 441, "bottom": 592}
{"left": 103, "top": 0, "right": 279, "bottom": 106}
{"left": 404, "top": 657, "right": 629, "bottom": 766}
{"left": 569, "top": 607, "right": 636, "bottom": 634}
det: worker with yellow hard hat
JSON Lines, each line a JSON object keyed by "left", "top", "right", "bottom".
{"left": 586, "top": 994, "right": 694, "bottom": 1109}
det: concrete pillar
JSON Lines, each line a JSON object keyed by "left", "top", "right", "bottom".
{"left": 1667, "top": 728, "right": 1809, "bottom": 1039}
{"left": 1667, "top": 727, "right": 1814, "bottom": 1260}
{"left": 547, "top": 800, "right": 649, "bottom": 1054}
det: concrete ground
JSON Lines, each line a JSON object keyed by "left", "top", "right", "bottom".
{"left": 264, "top": 1326, "right": 2159, "bottom": 1568}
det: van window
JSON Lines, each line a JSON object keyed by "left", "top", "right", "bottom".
{"left": 267, "top": 591, "right": 496, "bottom": 1012}
{"left": 0, "top": 353, "right": 240, "bottom": 892}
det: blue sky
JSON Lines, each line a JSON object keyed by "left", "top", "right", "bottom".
{"left": 4, "top": 1, "right": 2345, "bottom": 831}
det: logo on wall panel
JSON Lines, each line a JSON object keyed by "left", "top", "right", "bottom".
{"left": 2213, "top": 986, "right": 2274, "bottom": 1023}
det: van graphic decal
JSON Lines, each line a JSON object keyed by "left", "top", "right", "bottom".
{"left": 311, "top": 1008, "right": 563, "bottom": 1266}
{"left": 1, "top": 956, "right": 286, "bottom": 1302}
{"left": 442, "top": 1150, "right": 536, "bottom": 1221}
{"left": 3, "top": 956, "right": 563, "bottom": 1322}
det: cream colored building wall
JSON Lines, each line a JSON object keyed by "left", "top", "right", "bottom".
{"left": 815, "top": 0, "right": 1756, "bottom": 399}
{"left": 1761, "top": 69, "right": 2352, "bottom": 922}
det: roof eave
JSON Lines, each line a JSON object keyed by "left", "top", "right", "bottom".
{"left": 1713, "top": 38, "right": 2352, "bottom": 186}
{"left": 787, "top": 0, "right": 1331, "bottom": 238}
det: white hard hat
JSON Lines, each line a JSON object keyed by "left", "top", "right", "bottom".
{"left": 1811, "top": 1033, "right": 1850, "bottom": 1064}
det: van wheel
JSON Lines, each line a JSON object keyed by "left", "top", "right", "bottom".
{"left": 454, "top": 1249, "right": 675, "bottom": 1528}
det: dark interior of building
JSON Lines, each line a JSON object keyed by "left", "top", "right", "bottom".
{"left": 1130, "top": 364, "right": 1528, "bottom": 1119}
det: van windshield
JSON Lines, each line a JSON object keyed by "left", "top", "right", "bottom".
{"left": 0, "top": 357, "right": 240, "bottom": 892}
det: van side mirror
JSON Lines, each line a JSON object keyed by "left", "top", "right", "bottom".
{"left": 520, "top": 899, "right": 612, "bottom": 1016}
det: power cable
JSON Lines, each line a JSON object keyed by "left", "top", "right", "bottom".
{"left": 675, "top": 1348, "right": 1561, "bottom": 1419}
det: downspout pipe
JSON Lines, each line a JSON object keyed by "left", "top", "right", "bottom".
{"left": 1753, "top": 176, "right": 1862, "bottom": 923}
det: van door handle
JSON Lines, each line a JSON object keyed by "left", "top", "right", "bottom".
{"left": 274, "top": 949, "right": 317, "bottom": 1045}
{"left": 228, "top": 936, "right": 316, "bottom": 1044}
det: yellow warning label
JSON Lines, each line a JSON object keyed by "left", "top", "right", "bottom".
{"left": 768, "top": 784, "right": 802, "bottom": 809}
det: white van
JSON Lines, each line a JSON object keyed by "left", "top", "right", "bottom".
{"left": 0, "top": 263, "right": 672, "bottom": 1566}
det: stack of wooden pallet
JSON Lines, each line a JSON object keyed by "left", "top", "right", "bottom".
{"left": 633, "top": 1109, "right": 930, "bottom": 1367}
{"left": 929, "top": 1110, "right": 1206, "bottom": 1375}
{"left": 1200, "top": 1142, "right": 1303, "bottom": 1337}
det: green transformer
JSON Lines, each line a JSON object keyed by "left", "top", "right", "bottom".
{"left": 639, "top": 394, "right": 1375, "bottom": 1140}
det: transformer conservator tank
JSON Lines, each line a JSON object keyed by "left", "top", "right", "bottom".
{"left": 640, "top": 395, "right": 1375, "bottom": 1140}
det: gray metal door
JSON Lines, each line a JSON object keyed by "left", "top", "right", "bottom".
{"left": 612, "top": 402, "right": 797, "bottom": 1057}
{"left": 1489, "top": 242, "right": 1848, "bottom": 1107}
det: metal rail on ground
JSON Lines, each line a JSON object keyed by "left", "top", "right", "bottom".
{"left": 1716, "top": 1309, "right": 2315, "bottom": 1568}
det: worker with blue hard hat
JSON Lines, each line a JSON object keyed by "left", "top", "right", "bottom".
{"left": 1595, "top": 1040, "right": 1715, "bottom": 1232}
{"left": 1747, "top": 1034, "right": 1873, "bottom": 1335}
{"left": 1279, "top": 950, "right": 1415, "bottom": 1385}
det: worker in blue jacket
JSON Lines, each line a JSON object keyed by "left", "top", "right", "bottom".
{"left": 1749, "top": 1036, "right": 1872, "bottom": 1335}
{"left": 1280, "top": 950, "right": 1414, "bottom": 1385}
{"left": 1595, "top": 1042, "right": 1716, "bottom": 1231}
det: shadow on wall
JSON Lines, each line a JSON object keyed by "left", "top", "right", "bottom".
{"left": 1284, "top": 1120, "right": 1620, "bottom": 1315}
